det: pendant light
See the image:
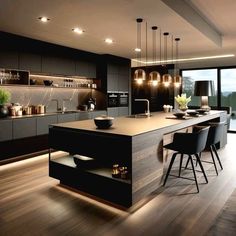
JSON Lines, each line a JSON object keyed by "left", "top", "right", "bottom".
{"left": 162, "top": 32, "right": 172, "bottom": 87}
{"left": 174, "top": 38, "right": 182, "bottom": 87}
{"left": 134, "top": 18, "right": 146, "bottom": 84}
{"left": 149, "top": 26, "right": 161, "bottom": 87}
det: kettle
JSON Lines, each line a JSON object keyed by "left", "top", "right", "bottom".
{"left": 87, "top": 97, "right": 96, "bottom": 111}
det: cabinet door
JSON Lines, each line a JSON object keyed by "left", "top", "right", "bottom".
{"left": 107, "top": 74, "right": 118, "bottom": 91}
{"left": 13, "top": 118, "right": 37, "bottom": 139}
{"left": 42, "top": 56, "right": 75, "bottom": 75}
{"left": 77, "top": 112, "right": 91, "bottom": 120}
{"left": 118, "top": 107, "right": 129, "bottom": 117}
{"left": 87, "top": 62, "right": 96, "bottom": 78}
{"left": 0, "top": 51, "right": 18, "bottom": 69}
{"left": 91, "top": 110, "right": 107, "bottom": 119}
{"left": 107, "top": 108, "right": 119, "bottom": 117}
{"left": 0, "top": 120, "right": 13, "bottom": 141}
{"left": 118, "top": 75, "right": 129, "bottom": 92}
{"left": 75, "top": 61, "right": 88, "bottom": 76}
{"left": 107, "top": 63, "right": 119, "bottom": 74}
{"left": 37, "top": 115, "right": 57, "bottom": 135}
{"left": 57, "top": 113, "right": 76, "bottom": 123}
{"left": 19, "top": 53, "right": 41, "bottom": 73}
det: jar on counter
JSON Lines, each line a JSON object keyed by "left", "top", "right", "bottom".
{"left": 112, "top": 164, "right": 120, "bottom": 178}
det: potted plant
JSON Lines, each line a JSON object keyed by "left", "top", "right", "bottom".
{"left": 0, "top": 88, "right": 11, "bottom": 118}
{"left": 175, "top": 93, "right": 191, "bottom": 111}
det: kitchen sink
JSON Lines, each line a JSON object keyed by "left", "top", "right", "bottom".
{"left": 127, "top": 113, "right": 152, "bottom": 118}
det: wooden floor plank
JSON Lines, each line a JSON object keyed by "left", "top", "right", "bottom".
{"left": 0, "top": 134, "right": 236, "bottom": 236}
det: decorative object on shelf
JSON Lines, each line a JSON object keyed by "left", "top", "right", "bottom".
{"left": 87, "top": 97, "right": 96, "bottom": 111}
{"left": 0, "top": 88, "right": 11, "bottom": 118}
{"left": 162, "top": 32, "right": 172, "bottom": 87}
{"left": 175, "top": 93, "right": 191, "bottom": 111}
{"left": 194, "top": 80, "right": 215, "bottom": 111}
{"left": 94, "top": 115, "right": 114, "bottom": 129}
{"left": 173, "top": 38, "right": 182, "bottom": 88}
{"left": 149, "top": 26, "right": 161, "bottom": 87}
{"left": 134, "top": 18, "right": 146, "bottom": 84}
{"left": 112, "top": 164, "right": 120, "bottom": 178}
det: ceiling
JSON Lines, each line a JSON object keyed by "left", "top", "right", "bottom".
{"left": 0, "top": 0, "right": 236, "bottom": 66}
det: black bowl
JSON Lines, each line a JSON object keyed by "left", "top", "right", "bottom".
{"left": 94, "top": 116, "right": 114, "bottom": 129}
{"left": 43, "top": 80, "right": 53, "bottom": 86}
{"left": 187, "top": 110, "right": 199, "bottom": 116}
{"left": 173, "top": 112, "right": 186, "bottom": 118}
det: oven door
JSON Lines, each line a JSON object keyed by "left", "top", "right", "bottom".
{"left": 118, "top": 93, "right": 128, "bottom": 107}
{"left": 108, "top": 93, "right": 119, "bottom": 107}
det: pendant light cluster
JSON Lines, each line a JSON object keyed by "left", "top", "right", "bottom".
{"left": 133, "top": 18, "right": 182, "bottom": 88}
{"left": 134, "top": 18, "right": 146, "bottom": 85}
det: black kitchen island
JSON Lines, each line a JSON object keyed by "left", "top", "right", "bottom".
{"left": 49, "top": 110, "right": 227, "bottom": 208}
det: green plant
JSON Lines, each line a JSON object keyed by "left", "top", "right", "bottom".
{"left": 175, "top": 93, "right": 191, "bottom": 108}
{"left": 0, "top": 88, "right": 11, "bottom": 105}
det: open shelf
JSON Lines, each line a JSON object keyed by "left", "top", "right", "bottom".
{"left": 50, "top": 154, "right": 131, "bottom": 185}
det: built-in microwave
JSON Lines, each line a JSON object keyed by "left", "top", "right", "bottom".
{"left": 107, "top": 92, "right": 119, "bottom": 107}
{"left": 118, "top": 92, "right": 129, "bottom": 107}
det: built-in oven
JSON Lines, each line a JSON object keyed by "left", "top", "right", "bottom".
{"left": 107, "top": 92, "right": 119, "bottom": 107}
{"left": 118, "top": 92, "right": 129, "bottom": 107}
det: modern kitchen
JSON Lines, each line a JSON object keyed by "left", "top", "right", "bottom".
{"left": 0, "top": 1, "right": 236, "bottom": 235}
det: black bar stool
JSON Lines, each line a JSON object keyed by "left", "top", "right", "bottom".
{"left": 163, "top": 126, "right": 210, "bottom": 193}
{"left": 185, "top": 122, "right": 224, "bottom": 175}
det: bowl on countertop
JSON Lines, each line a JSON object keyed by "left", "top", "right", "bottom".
{"left": 94, "top": 115, "right": 114, "bottom": 129}
{"left": 43, "top": 80, "right": 53, "bottom": 86}
{"left": 187, "top": 110, "right": 199, "bottom": 116}
{"left": 173, "top": 112, "right": 186, "bottom": 118}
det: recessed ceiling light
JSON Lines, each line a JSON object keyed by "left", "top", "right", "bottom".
{"left": 135, "top": 48, "right": 141, "bottom": 52}
{"left": 38, "top": 16, "right": 50, "bottom": 23}
{"left": 72, "top": 28, "right": 84, "bottom": 34}
{"left": 105, "top": 38, "right": 113, "bottom": 44}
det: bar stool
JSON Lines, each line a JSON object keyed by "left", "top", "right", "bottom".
{"left": 185, "top": 122, "right": 224, "bottom": 175}
{"left": 163, "top": 126, "right": 210, "bottom": 193}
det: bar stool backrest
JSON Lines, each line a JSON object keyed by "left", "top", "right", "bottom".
{"left": 206, "top": 122, "right": 225, "bottom": 147}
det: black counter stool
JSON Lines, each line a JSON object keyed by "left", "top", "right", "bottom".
{"left": 163, "top": 126, "right": 210, "bottom": 193}
{"left": 187, "top": 122, "right": 225, "bottom": 175}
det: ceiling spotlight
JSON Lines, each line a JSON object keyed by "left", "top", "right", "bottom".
{"left": 105, "top": 38, "right": 113, "bottom": 44}
{"left": 72, "top": 28, "right": 84, "bottom": 34}
{"left": 38, "top": 16, "right": 50, "bottom": 23}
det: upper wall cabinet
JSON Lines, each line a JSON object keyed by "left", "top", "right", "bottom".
{"left": 75, "top": 61, "right": 96, "bottom": 78}
{"left": 19, "top": 53, "right": 41, "bottom": 73}
{"left": 42, "top": 56, "right": 75, "bottom": 76}
{"left": 0, "top": 51, "right": 18, "bottom": 69}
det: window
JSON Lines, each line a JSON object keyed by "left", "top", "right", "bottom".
{"left": 182, "top": 69, "right": 217, "bottom": 107}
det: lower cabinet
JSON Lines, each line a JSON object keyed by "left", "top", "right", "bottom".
{"left": 77, "top": 112, "right": 91, "bottom": 121}
{"left": 118, "top": 107, "right": 129, "bottom": 117}
{"left": 36, "top": 115, "right": 58, "bottom": 135}
{"left": 0, "top": 120, "right": 13, "bottom": 142}
{"left": 57, "top": 113, "right": 77, "bottom": 123}
{"left": 13, "top": 118, "right": 37, "bottom": 139}
{"left": 107, "top": 108, "right": 119, "bottom": 117}
{"left": 90, "top": 110, "right": 107, "bottom": 119}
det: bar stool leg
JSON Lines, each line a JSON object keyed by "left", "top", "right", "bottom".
{"left": 210, "top": 146, "right": 218, "bottom": 175}
{"left": 179, "top": 154, "right": 184, "bottom": 177}
{"left": 195, "top": 154, "right": 208, "bottom": 183}
{"left": 185, "top": 156, "right": 190, "bottom": 169}
{"left": 163, "top": 152, "right": 178, "bottom": 186}
{"left": 189, "top": 154, "right": 199, "bottom": 193}
{"left": 212, "top": 144, "right": 223, "bottom": 170}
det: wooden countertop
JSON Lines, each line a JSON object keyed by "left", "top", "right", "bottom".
{"left": 50, "top": 110, "right": 225, "bottom": 137}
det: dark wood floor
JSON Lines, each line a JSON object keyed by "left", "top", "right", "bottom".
{"left": 0, "top": 134, "right": 236, "bottom": 236}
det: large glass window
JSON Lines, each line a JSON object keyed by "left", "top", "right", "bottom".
{"left": 221, "top": 68, "right": 236, "bottom": 130}
{"left": 182, "top": 69, "right": 218, "bottom": 107}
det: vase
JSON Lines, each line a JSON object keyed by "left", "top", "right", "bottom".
{"left": 0, "top": 105, "right": 9, "bottom": 118}
{"left": 178, "top": 105, "right": 188, "bottom": 112}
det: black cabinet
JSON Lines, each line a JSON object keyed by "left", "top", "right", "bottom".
{"left": 0, "top": 120, "right": 13, "bottom": 141}
{"left": 107, "top": 73, "right": 118, "bottom": 91}
{"left": 36, "top": 115, "right": 58, "bottom": 135}
{"left": 118, "top": 75, "right": 129, "bottom": 92}
{"left": 19, "top": 53, "right": 41, "bottom": 73}
{"left": 75, "top": 61, "right": 96, "bottom": 78}
{"left": 0, "top": 51, "right": 18, "bottom": 69}
{"left": 13, "top": 117, "right": 37, "bottom": 139}
{"left": 42, "top": 56, "right": 75, "bottom": 75}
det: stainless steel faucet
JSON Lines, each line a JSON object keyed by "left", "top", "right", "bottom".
{"left": 135, "top": 99, "right": 150, "bottom": 117}
{"left": 62, "top": 98, "right": 71, "bottom": 112}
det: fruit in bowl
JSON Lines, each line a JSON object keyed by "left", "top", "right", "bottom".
{"left": 94, "top": 115, "right": 114, "bottom": 129}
